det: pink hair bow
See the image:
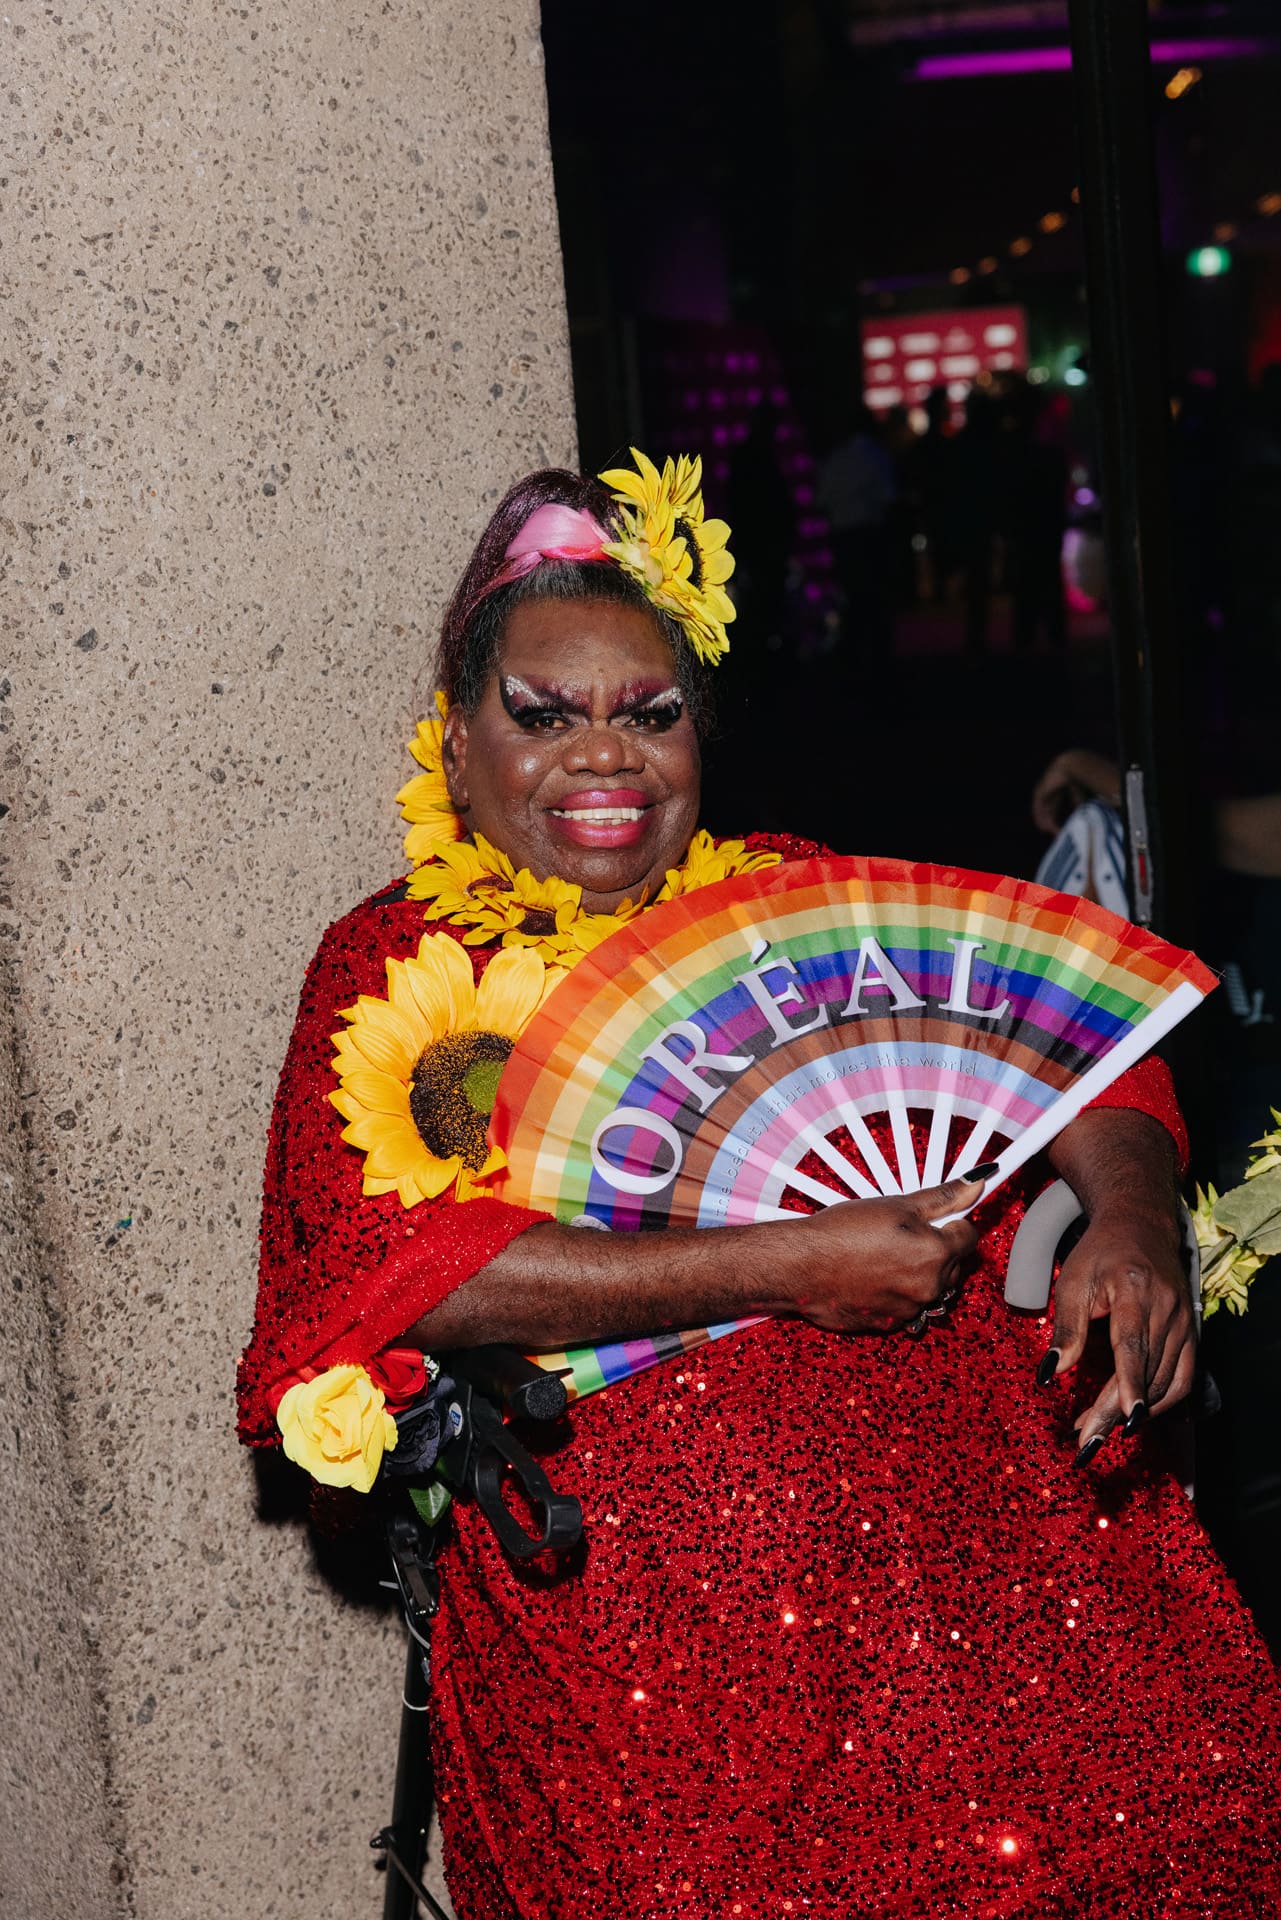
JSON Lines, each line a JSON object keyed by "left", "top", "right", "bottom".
{"left": 501, "top": 503, "right": 609, "bottom": 575}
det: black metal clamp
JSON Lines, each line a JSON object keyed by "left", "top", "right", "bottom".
{"left": 438, "top": 1348, "right": 583, "bottom": 1561}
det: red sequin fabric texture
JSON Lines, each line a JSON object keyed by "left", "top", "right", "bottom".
{"left": 240, "top": 833, "right": 1281, "bottom": 1916}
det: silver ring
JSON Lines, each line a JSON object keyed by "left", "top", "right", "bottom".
{"left": 907, "top": 1288, "right": 957, "bottom": 1335}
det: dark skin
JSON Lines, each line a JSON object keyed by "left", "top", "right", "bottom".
{"left": 1044, "top": 1109, "right": 1194, "bottom": 1454}
{"left": 426, "top": 595, "right": 1195, "bottom": 1460}
{"left": 442, "top": 598, "right": 702, "bottom": 914}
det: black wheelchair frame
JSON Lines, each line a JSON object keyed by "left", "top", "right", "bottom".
{"left": 373, "top": 1347, "right": 583, "bottom": 1920}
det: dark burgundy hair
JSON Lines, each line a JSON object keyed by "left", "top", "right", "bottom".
{"left": 434, "top": 467, "right": 716, "bottom": 734}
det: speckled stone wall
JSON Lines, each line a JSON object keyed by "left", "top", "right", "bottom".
{"left": 1, "top": 1, "right": 574, "bottom": 1913}
{"left": 0, "top": 973, "right": 122, "bottom": 1916}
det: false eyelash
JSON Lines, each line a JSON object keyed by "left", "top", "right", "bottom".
{"left": 631, "top": 697, "right": 683, "bottom": 726}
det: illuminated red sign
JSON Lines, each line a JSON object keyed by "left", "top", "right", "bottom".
{"left": 862, "top": 306, "right": 1029, "bottom": 413}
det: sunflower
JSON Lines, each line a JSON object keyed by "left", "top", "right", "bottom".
{"left": 599, "top": 448, "right": 737, "bottom": 667}
{"left": 331, "top": 932, "right": 561, "bottom": 1207}
{"left": 655, "top": 829, "right": 782, "bottom": 901}
{"left": 407, "top": 833, "right": 593, "bottom": 965}
{"left": 405, "top": 836, "right": 517, "bottom": 932}
{"left": 555, "top": 897, "right": 651, "bottom": 960}
{"left": 397, "top": 692, "right": 464, "bottom": 865}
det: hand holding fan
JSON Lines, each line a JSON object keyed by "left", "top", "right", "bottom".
{"left": 489, "top": 857, "right": 1214, "bottom": 1397}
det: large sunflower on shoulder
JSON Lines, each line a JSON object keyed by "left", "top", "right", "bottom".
{"left": 599, "top": 449, "right": 736, "bottom": 667}
{"left": 331, "top": 931, "right": 563, "bottom": 1207}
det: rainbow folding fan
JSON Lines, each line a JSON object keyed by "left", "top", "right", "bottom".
{"left": 489, "top": 856, "right": 1215, "bottom": 1400}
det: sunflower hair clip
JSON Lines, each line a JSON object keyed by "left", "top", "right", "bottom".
{"left": 597, "top": 449, "right": 736, "bottom": 667}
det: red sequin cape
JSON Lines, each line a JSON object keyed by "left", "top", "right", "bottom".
{"left": 238, "top": 835, "right": 1281, "bottom": 1918}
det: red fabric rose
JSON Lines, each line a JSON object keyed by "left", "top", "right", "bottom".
{"left": 367, "top": 1346, "right": 430, "bottom": 1411}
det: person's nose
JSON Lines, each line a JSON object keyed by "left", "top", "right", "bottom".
{"left": 563, "top": 722, "right": 643, "bottom": 777}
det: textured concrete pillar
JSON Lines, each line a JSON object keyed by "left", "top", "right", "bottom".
{"left": 0, "top": 970, "right": 122, "bottom": 1916}
{"left": 1, "top": 1, "right": 574, "bottom": 1913}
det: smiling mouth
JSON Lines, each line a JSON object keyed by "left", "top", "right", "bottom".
{"left": 549, "top": 805, "right": 649, "bottom": 823}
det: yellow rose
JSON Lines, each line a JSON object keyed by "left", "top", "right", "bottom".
{"left": 276, "top": 1365, "right": 398, "bottom": 1493}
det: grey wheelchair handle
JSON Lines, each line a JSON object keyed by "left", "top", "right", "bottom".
{"left": 1004, "top": 1178, "right": 1202, "bottom": 1319}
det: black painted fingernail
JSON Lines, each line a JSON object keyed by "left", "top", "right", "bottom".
{"left": 1074, "top": 1434, "right": 1106, "bottom": 1469}
{"left": 962, "top": 1160, "right": 1000, "bottom": 1181}
{"left": 1036, "top": 1349, "right": 1061, "bottom": 1387}
{"left": 1122, "top": 1401, "right": 1148, "bottom": 1437}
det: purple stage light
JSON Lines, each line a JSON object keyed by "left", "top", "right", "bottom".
{"left": 913, "top": 39, "right": 1274, "bottom": 81}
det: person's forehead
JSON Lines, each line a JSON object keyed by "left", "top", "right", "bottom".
{"left": 496, "top": 595, "right": 676, "bottom": 684}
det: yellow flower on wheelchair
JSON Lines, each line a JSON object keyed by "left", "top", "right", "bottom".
{"left": 276, "top": 1364, "right": 398, "bottom": 1492}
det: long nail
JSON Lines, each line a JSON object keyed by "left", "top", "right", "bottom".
{"left": 1074, "top": 1434, "right": 1106, "bottom": 1469}
{"left": 1122, "top": 1401, "right": 1148, "bottom": 1437}
{"left": 961, "top": 1160, "right": 1000, "bottom": 1181}
{"left": 1036, "top": 1349, "right": 1061, "bottom": 1387}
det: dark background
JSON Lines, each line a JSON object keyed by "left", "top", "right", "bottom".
{"left": 541, "top": 0, "right": 1281, "bottom": 1647}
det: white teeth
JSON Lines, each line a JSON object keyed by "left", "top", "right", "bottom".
{"left": 552, "top": 806, "right": 645, "bottom": 823}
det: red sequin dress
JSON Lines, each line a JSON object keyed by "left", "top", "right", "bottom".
{"left": 238, "top": 834, "right": 1281, "bottom": 1920}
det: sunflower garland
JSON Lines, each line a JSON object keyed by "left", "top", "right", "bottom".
{"left": 405, "top": 834, "right": 598, "bottom": 964}
{"left": 655, "top": 831, "right": 784, "bottom": 901}
{"left": 404, "top": 827, "right": 778, "bottom": 970}
{"left": 598, "top": 449, "right": 736, "bottom": 667}
{"left": 331, "top": 932, "right": 564, "bottom": 1208}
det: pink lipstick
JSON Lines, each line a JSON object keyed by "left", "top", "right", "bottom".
{"left": 548, "top": 788, "right": 653, "bottom": 848}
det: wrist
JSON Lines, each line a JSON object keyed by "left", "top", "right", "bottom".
{"left": 1079, "top": 1193, "right": 1184, "bottom": 1256}
{"left": 736, "top": 1218, "right": 806, "bottom": 1317}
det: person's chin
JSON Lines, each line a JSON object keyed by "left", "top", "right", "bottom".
{"left": 543, "top": 818, "right": 670, "bottom": 905}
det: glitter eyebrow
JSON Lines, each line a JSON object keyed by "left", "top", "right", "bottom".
{"left": 609, "top": 683, "right": 683, "bottom": 721}
{"left": 499, "top": 674, "right": 592, "bottom": 719}
{"left": 498, "top": 675, "right": 683, "bottom": 723}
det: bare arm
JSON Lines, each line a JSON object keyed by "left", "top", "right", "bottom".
{"left": 405, "top": 1176, "right": 986, "bottom": 1351}
{"left": 1031, "top": 749, "right": 1122, "bottom": 833}
{"left": 1042, "top": 1108, "right": 1194, "bottom": 1458}
{"left": 1215, "top": 792, "right": 1281, "bottom": 877}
